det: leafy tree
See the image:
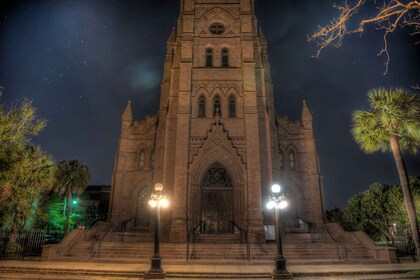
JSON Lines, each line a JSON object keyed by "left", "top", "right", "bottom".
{"left": 54, "top": 160, "right": 90, "bottom": 234}
{"left": 35, "top": 192, "right": 70, "bottom": 232}
{"left": 331, "top": 178, "right": 420, "bottom": 242}
{"left": 0, "top": 99, "right": 47, "bottom": 204}
{"left": 352, "top": 88, "right": 420, "bottom": 254}
{"left": 308, "top": 0, "right": 420, "bottom": 74}
{"left": 0, "top": 99, "right": 46, "bottom": 150}
{"left": 0, "top": 100, "right": 55, "bottom": 231}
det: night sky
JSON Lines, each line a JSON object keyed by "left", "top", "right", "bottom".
{"left": 1, "top": 0, "right": 419, "bottom": 209}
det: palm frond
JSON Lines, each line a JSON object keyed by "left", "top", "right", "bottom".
{"left": 357, "top": 88, "right": 420, "bottom": 154}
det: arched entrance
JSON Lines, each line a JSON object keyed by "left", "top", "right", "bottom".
{"left": 135, "top": 185, "right": 151, "bottom": 229}
{"left": 201, "top": 163, "right": 234, "bottom": 234}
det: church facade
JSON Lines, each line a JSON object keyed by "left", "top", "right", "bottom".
{"left": 109, "top": 0, "right": 325, "bottom": 243}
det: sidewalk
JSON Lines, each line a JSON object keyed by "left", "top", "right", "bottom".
{"left": 0, "top": 260, "right": 419, "bottom": 279}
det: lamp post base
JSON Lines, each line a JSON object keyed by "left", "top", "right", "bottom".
{"left": 148, "top": 256, "right": 164, "bottom": 274}
{"left": 145, "top": 272, "right": 165, "bottom": 279}
{"left": 272, "top": 273, "right": 293, "bottom": 279}
{"left": 272, "top": 257, "right": 292, "bottom": 279}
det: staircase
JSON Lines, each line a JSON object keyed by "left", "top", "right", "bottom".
{"left": 194, "top": 233, "right": 240, "bottom": 243}
{"left": 104, "top": 231, "right": 154, "bottom": 243}
{"left": 56, "top": 231, "right": 383, "bottom": 264}
{"left": 64, "top": 241, "right": 186, "bottom": 263}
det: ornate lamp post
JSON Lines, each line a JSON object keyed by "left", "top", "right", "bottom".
{"left": 148, "top": 183, "right": 169, "bottom": 276}
{"left": 266, "top": 184, "right": 289, "bottom": 277}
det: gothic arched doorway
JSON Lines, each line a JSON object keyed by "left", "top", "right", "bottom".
{"left": 201, "top": 163, "right": 234, "bottom": 234}
{"left": 135, "top": 185, "right": 151, "bottom": 229}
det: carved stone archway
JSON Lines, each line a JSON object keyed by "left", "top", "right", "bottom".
{"left": 201, "top": 162, "right": 234, "bottom": 234}
{"left": 188, "top": 119, "right": 246, "bottom": 232}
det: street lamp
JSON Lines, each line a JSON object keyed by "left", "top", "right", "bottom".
{"left": 148, "top": 183, "right": 169, "bottom": 276}
{"left": 266, "top": 184, "right": 289, "bottom": 277}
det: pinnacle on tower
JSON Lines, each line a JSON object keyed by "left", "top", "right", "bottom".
{"left": 301, "top": 100, "right": 313, "bottom": 129}
{"left": 167, "top": 27, "right": 176, "bottom": 43}
{"left": 259, "top": 27, "right": 267, "bottom": 45}
{"left": 122, "top": 100, "right": 133, "bottom": 127}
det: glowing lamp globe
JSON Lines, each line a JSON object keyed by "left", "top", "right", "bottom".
{"left": 266, "top": 201, "right": 276, "bottom": 209}
{"left": 154, "top": 183, "right": 164, "bottom": 191}
{"left": 148, "top": 199, "right": 157, "bottom": 208}
{"left": 271, "top": 184, "right": 281, "bottom": 193}
{"left": 160, "top": 198, "right": 169, "bottom": 208}
{"left": 279, "top": 200, "right": 288, "bottom": 209}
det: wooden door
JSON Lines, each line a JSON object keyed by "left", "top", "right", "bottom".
{"left": 202, "top": 190, "right": 233, "bottom": 234}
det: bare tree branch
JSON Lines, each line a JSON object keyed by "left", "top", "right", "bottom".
{"left": 308, "top": 0, "right": 420, "bottom": 75}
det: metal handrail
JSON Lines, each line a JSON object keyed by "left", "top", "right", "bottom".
{"left": 95, "top": 222, "right": 113, "bottom": 258}
{"left": 186, "top": 221, "right": 204, "bottom": 261}
{"left": 192, "top": 220, "right": 204, "bottom": 234}
{"left": 96, "top": 217, "right": 136, "bottom": 258}
{"left": 310, "top": 223, "right": 347, "bottom": 260}
{"left": 230, "top": 221, "right": 250, "bottom": 261}
{"left": 325, "top": 226, "right": 347, "bottom": 260}
{"left": 118, "top": 216, "right": 136, "bottom": 241}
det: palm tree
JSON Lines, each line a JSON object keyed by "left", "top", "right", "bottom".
{"left": 352, "top": 88, "right": 420, "bottom": 257}
{"left": 55, "top": 160, "right": 90, "bottom": 234}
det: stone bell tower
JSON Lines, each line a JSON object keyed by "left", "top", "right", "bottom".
{"left": 109, "top": 0, "right": 325, "bottom": 244}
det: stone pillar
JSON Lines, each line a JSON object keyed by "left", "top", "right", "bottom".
{"left": 169, "top": 30, "right": 193, "bottom": 241}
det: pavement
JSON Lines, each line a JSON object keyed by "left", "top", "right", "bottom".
{"left": 0, "top": 260, "right": 419, "bottom": 279}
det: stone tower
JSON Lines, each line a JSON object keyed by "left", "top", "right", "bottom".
{"left": 109, "top": 0, "right": 325, "bottom": 243}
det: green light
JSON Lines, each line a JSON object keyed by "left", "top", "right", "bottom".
{"left": 72, "top": 200, "right": 78, "bottom": 204}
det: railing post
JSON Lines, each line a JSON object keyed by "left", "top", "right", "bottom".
{"left": 342, "top": 242, "right": 347, "bottom": 260}
{"left": 246, "top": 230, "right": 250, "bottom": 262}
{"left": 335, "top": 242, "right": 340, "bottom": 259}
{"left": 186, "top": 231, "right": 190, "bottom": 261}
{"left": 98, "top": 239, "right": 102, "bottom": 258}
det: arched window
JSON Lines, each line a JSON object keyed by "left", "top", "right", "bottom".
{"left": 139, "top": 151, "right": 145, "bottom": 169}
{"left": 213, "top": 95, "right": 221, "bottom": 116}
{"left": 228, "top": 95, "right": 236, "bottom": 117}
{"left": 289, "top": 152, "right": 295, "bottom": 169}
{"left": 202, "top": 163, "right": 232, "bottom": 188}
{"left": 206, "top": 48, "right": 213, "bottom": 67}
{"left": 279, "top": 151, "right": 284, "bottom": 170}
{"left": 222, "top": 48, "right": 229, "bottom": 67}
{"left": 198, "top": 95, "right": 206, "bottom": 117}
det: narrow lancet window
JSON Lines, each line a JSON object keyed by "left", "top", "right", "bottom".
{"left": 289, "top": 152, "right": 295, "bottom": 169}
{"left": 139, "top": 151, "right": 145, "bottom": 169}
{"left": 206, "top": 48, "right": 213, "bottom": 67}
{"left": 228, "top": 95, "right": 236, "bottom": 117}
{"left": 222, "top": 48, "right": 229, "bottom": 67}
{"left": 198, "top": 95, "right": 206, "bottom": 117}
{"left": 213, "top": 95, "right": 221, "bottom": 116}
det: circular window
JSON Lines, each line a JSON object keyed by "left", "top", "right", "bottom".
{"left": 209, "top": 23, "right": 225, "bottom": 35}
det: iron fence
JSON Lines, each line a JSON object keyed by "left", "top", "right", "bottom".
{"left": 0, "top": 229, "right": 46, "bottom": 259}
{"left": 390, "top": 225, "right": 417, "bottom": 262}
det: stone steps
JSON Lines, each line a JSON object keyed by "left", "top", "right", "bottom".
{"left": 104, "top": 231, "right": 154, "bottom": 243}
{"left": 66, "top": 242, "right": 186, "bottom": 259}
{"left": 194, "top": 233, "right": 241, "bottom": 244}
{"left": 62, "top": 232, "right": 378, "bottom": 264}
{"left": 189, "top": 243, "right": 248, "bottom": 260}
{"left": 66, "top": 242, "right": 362, "bottom": 261}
